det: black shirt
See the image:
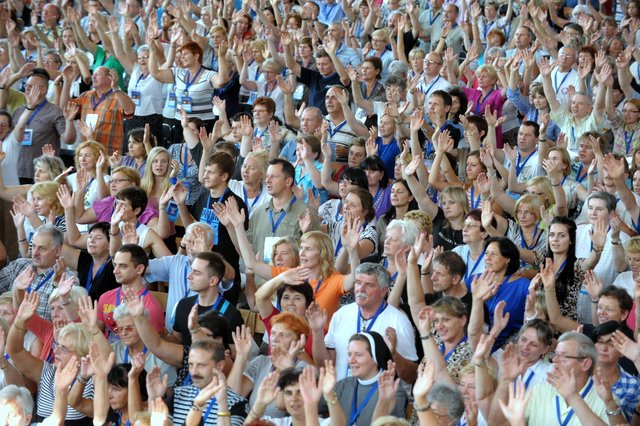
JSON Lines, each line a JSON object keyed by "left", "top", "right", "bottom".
{"left": 77, "top": 251, "right": 118, "bottom": 301}
{"left": 172, "top": 295, "right": 244, "bottom": 346}
{"left": 299, "top": 67, "right": 345, "bottom": 115}
{"left": 433, "top": 208, "right": 463, "bottom": 251}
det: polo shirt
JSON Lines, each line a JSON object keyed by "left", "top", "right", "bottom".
{"left": 525, "top": 379, "right": 607, "bottom": 425}
{"left": 298, "top": 67, "right": 344, "bottom": 115}
{"left": 550, "top": 108, "right": 604, "bottom": 156}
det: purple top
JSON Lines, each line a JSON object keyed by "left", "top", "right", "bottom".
{"left": 120, "top": 156, "right": 146, "bottom": 178}
{"left": 93, "top": 195, "right": 159, "bottom": 224}
{"left": 463, "top": 86, "right": 506, "bottom": 147}
{"left": 373, "top": 185, "right": 393, "bottom": 220}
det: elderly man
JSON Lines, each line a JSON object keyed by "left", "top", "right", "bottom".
{"left": 326, "top": 22, "right": 361, "bottom": 68}
{"left": 280, "top": 105, "right": 324, "bottom": 163}
{"left": 0, "top": 225, "right": 79, "bottom": 320}
{"left": 411, "top": 52, "right": 452, "bottom": 103}
{"left": 308, "top": 263, "right": 418, "bottom": 382}
{"left": 540, "top": 57, "right": 608, "bottom": 156}
{"left": 61, "top": 66, "right": 136, "bottom": 154}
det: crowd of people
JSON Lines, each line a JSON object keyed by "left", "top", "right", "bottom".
{"left": 0, "top": 0, "right": 638, "bottom": 425}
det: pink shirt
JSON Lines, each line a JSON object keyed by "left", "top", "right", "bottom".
{"left": 463, "top": 86, "right": 506, "bottom": 148}
{"left": 97, "top": 287, "right": 165, "bottom": 335}
{"left": 93, "top": 195, "right": 159, "bottom": 224}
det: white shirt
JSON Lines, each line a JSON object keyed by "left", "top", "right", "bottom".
{"left": 67, "top": 173, "right": 110, "bottom": 233}
{"left": 228, "top": 180, "right": 272, "bottom": 219}
{"left": 504, "top": 149, "right": 543, "bottom": 183}
{"left": 1, "top": 132, "right": 20, "bottom": 186}
{"left": 612, "top": 271, "right": 635, "bottom": 298}
{"left": 575, "top": 225, "right": 629, "bottom": 286}
{"left": 325, "top": 301, "right": 418, "bottom": 380}
{"left": 128, "top": 64, "right": 165, "bottom": 116}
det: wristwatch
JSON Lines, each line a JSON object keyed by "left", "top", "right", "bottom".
{"left": 606, "top": 407, "right": 622, "bottom": 416}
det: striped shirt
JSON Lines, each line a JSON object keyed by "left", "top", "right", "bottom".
{"left": 171, "top": 385, "right": 247, "bottom": 425}
{"left": 37, "top": 362, "right": 94, "bottom": 423}
{"left": 172, "top": 67, "right": 218, "bottom": 121}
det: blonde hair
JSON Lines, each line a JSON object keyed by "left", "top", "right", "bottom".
{"left": 251, "top": 39, "right": 267, "bottom": 53}
{"left": 440, "top": 186, "right": 469, "bottom": 228}
{"left": 372, "top": 28, "right": 390, "bottom": 42}
{"left": 626, "top": 236, "right": 640, "bottom": 254}
{"left": 57, "top": 323, "right": 92, "bottom": 357}
{"left": 140, "top": 147, "right": 171, "bottom": 197}
{"left": 475, "top": 64, "right": 498, "bottom": 83}
{"left": 32, "top": 182, "right": 63, "bottom": 216}
{"left": 404, "top": 210, "right": 433, "bottom": 236}
{"left": 244, "top": 150, "right": 269, "bottom": 180}
{"left": 526, "top": 176, "right": 555, "bottom": 207}
{"left": 74, "top": 141, "right": 108, "bottom": 173}
{"left": 514, "top": 194, "right": 544, "bottom": 224}
{"left": 49, "top": 286, "right": 88, "bottom": 306}
{"left": 300, "top": 231, "right": 335, "bottom": 280}
{"left": 270, "top": 236, "right": 300, "bottom": 266}
{"left": 548, "top": 147, "right": 572, "bottom": 177}
{"left": 112, "top": 166, "right": 141, "bottom": 187}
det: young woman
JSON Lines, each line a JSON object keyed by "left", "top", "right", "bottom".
{"left": 376, "top": 179, "right": 418, "bottom": 249}
{"left": 453, "top": 209, "right": 489, "bottom": 286}
{"left": 112, "top": 128, "right": 150, "bottom": 178}
{"left": 140, "top": 147, "right": 174, "bottom": 203}
{"left": 361, "top": 156, "right": 392, "bottom": 219}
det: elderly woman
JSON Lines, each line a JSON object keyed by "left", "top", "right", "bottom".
{"left": 228, "top": 150, "right": 271, "bottom": 219}
{"left": 367, "top": 29, "right": 394, "bottom": 80}
{"left": 0, "top": 154, "right": 65, "bottom": 201}
{"left": 7, "top": 292, "right": 94, "bottom": 424}
{"left": 462, "top": 65, "right": 507, "bottom": 147}
{"left": 228, "top": 313, "right": 310, "bottom": 418}
{"left": 149, "top": 41, "right": 230, "bottom": 127}
{"left": 240, "top": 58, "right": 285, "bottom": 121}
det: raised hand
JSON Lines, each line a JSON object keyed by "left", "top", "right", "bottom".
{"left": 340, "top": 211, "right": 363, "bottom": 253}
{"left": 498, "top": 377, "right": 532, "bottom": 426}
{"left": 14, "top": 267, "right": 36, "bottom": 291}
{"left": 547, "top": 364, "right": 578, "bottom": 401}
{"left": 121, "top": 222, "right": 138, "bottom": 245}
{"left": 123, "top": 287, "right": 145, "bottom": 318}
{"left": 255, "top": 370, "right": 280, "bottom": 406}
{"left": 377, "top": 361, "right": 400, "bottom": 401}
{"left": 583, "top": 270, "right": 603, "bottom": 302}
{"left": 298, "top": 366, "right": 322, "bottom": 405}
{"left": 490, "top": 301, "right": 510, "bottom": 338}
{"left": 413, "top": 358, "right": 436, "bottom": 400}
{"left": 146, "top": 366, "right": 168, "bottom": 400}
{"left": 231, "top": 325, "right": 254, "bottom": 358}
{"left": 55, "top": 355, "right": 79, "bottom": 391}
{"left": 15, "top": 290, "right": 39, "bottom": 325}
{"left": 89, "top": 341, "right": 115, "bottom": 379}
{"left": 470, "top": 269, "right": 499, "bottom": 302}
{"left": 305, "top": 302, "right": 327, "bottom": 332}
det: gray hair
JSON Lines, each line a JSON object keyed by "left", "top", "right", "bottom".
{"left": 386, "top": 219, "right": 419, "bottom": 247}
{"left": 34, "top": 224, "right": 64, "bottom": 248}
{"left": 355, "top": 262, "right": 391, "bottom": 289}
{"left": 33, "top": 154, "right": 66, "bottom": 179}
{"left": 185, "top": 222, "right": 215, "bottom": 247}
{"left": 557, "top": 331, "right": 597, "bottom": 375}
{"left": 137, "top": 44, "right": 150, "bottom": 55}
{"left": 388, "top": 60, "right": 410, "bottom": 80}
{"left": 427, "top": 383, "right": 465, "bottom": 423}
{"left": 302, "top": 106, "right": 323, "bottom": 121}
{"left": 49, "top": 285, "right": 88, "bottom": 306}
{"left": 486, "top": 46, "right": 507, "bottom": 59}
{"left": 0, "top": 385, "right": 34, "bottom": 419}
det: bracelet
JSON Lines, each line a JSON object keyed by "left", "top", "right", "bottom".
{"left": 606, "top": 407, "right": 622, "bottom": 416}
{"left": 190, "top": 404, "right": 204, "bottom": 412}
{"left": 551, "top": 182, "right": 561, "bottom": 187}
{"left": 592, "top": 246, "right": 604, "bottom": 253}
{"left": 12, "top": 323, "right": 25, "bottom": 332}
{"left": 591, "top": 298, "right": 599, "bottom": 304}
{"left": 419, "top": 333, "right": 432, "bottom": 340}
{"left": 77, "top": 375, "right": 88, "bottom": 385}
{"left": 472, "top": 359, "right": 487, "bottom": 367}
{"left": 0, "top": 85, "right": 6, "bottom": 90}
{"left": 217, "top": 411, "right": 231, "bottom": 417}
{"left": 110, "top": 229, "right": 120, "bottom": 236}
{"left": 420, "top": 271, "right": 430, "bottom": 275}
{"left": 170, "top": 177, "right": 178, "bottom": 185}
{"left": 92, "top": 329, "right": 101, "bottom": 336}
{"left": 611, "top": 239, "right": 622, "bottom": 245}
{"left": 415, "top": 402, "right": 431, "bottom": 412}
{"left": 17, "top": 238, "right": 26, "bottom": 243}
{"left": 326, "top": 392, "right": 338, "bottom": 405}
{"left": 61, "top": 297, "right": 72, "bottom": 306}
{"left": 539, "top": 138, "right": 546, "bottom": 142}
{"left": 25, "top": 106, "right": 35, "bottom": 111}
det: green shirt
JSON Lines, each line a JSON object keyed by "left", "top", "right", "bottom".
{"left": 92, "top": 45, "right": 127, "bottom": 91}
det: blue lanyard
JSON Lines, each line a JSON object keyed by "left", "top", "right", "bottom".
{"left": 553, "top": 69, "right": 573, "bottom": 93}
{"left": 429, "top": 10, "right": 441, "bottom": 25}
{"left": 203, "top": 397, "right": 218, "bottom": 424}
{"left": 206, "top": 188, "right": 230, "bottom": 211}
{"left": 117, "top": 413, "right": 130, "bottom": 426}
{"left": 328, "top": 120, "right": 347, "bottom": 137}
{"left": 335, "top": 200, "right": 343, "bottom": 221}
{"left": 519, "top": 223, "right": 540, "bottom": 250}
{"left": 571, "top": 127, "right": 576, "bottom": 148}
{"left": 357, "top": 301, "right": 387, "bottom": 333}
{"left": 91, "top": 89, "right": 113, "bottom": 110}
{"left": 475, "top": 89, "right": 495, "bottom": 115}
{"left": 524, "top": 370, "right": 535, "bottom": 389}
{"left": 528, "top": 109, "right": 539, "bottom": 123}
{"left": 439, "top": 336, "right": 467, "bottom": 362}
{"left": 555, "top": 379, "right": 593, "bottom": 426}
{"left": 116, "top": 287, "right": 149, "bottom": 306}
{"left": 382, "top": 258, "right": 398, "bottom": 283}
{"left": 314, "top": 280, "right": 323, "bottom": 295}
{"left": 269, "top": 196, "right": 296, "bottom": 233}
{"left": 373, "top": 187, "right": 383, "bottom": 207}
{"left": 243, "top": 186, "right": 263, "bottom": 214}
{"left": 134, "top": 72, "right": 147, "bottom": 89}
{"left": 483, "top": 20, "right": 495, "bottom": 40}
{"left": 555, "top": 259, "right": 567, "bottom": 280}
{"left": 184, "top": 66, "right": 204, "bottom": 94}
{"left": 625, "top": 130, "right": 636, "bottom": 154}
{"left": 515, "top": 149, "right": 537, "bottom": 177}
{"left": 264, "top": 81, "right": 277, "bottom": 97}
{"left": 182, "top": 144, "right": 190, "bottom": 177}
{"left": 464, "top": 250, "right": 485, "bottom": 282}
{"left": 124, "top": 346, "right": 147, "bottom": 363}
{"left": 197, "top": 293, "right": 224, "bottom": 311}
{"left": 470, "top": 185, "right": 481, "bottom": 209}
{"left": 363, "top": 81, "right": 379, "bottom": 100}
{"left": 420, "top": 75, "right": 441, "bottom": 96}
{"left": 349, "top": 383, "right": 379, "bottom": 425}
{"left": 86, "top": 257, "right": 111, "bottom": 293}
{"left": 28, "top": 269, "right": 54, "bottom": 294}
{"left": 183, "top": 264, "right": 190, "bottom": 295}
{"left": 26, "top": 100, "right": 48, "bottom": 126}
{"left": 576, "top": 163, "right": 586, "bottom": 183}
{"left": 254, "top": 126, "right": 268, "bottom": 139}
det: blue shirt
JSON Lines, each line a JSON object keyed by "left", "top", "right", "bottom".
{"left": 612, "top": 368, "right": 640, "bottom": 421}
{"left": 375, "top": 137, "right": 401, "bottom": 178}
{"left": 295, "top": 160, "right": 330, "bottom": 205}
{"left": 317, "top": 0, "right": 346, "bottom": 24}
{"left": 336, "top": 42, "right": 362, "bottom": 68}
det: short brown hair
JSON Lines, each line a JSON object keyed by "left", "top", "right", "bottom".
{"left": 253, "top": 97, "right": 276, "bottom": 116}
{"left": 206, "top": 151, "right": 235, "bottom": 183}
{"left": 179, "top": 42, "right": 204, "bottom": 63}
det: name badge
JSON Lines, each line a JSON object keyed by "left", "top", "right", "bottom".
{"left": 86, "top": 113, "right": 99, "bottom": 130}
{"left": 200, "top": 208, "right": 219, "bottom": 244}
{"left": 247, "top": 92, "right": 258, "bottom": 106}
{"left": 169, "top": 92, "right": 177, "bottom": 108}
{"left": 131, "top": 90, "right": 142, "bottom": 106}
{"left": 181, "top": 96, "right": 193, "bottom": 113}
{"left": 355, "top": 108, "right": 367, "bottom": 122}
{"left": 166, "top": 200, "right": 179, "bottom": 222}
{"left": 21, "top": 129, "right": 33, "bottom": 146}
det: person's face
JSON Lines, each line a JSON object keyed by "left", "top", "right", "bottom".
{"left": 516, "top": 203, "right": 538, "bottom": 228}
{"left": 390, "top": 182, "right": 412, "bottom": 208}
{"left": 25, "top": 76, "right": 48, "bottom": 100}
{"left": 622, "top": 101, "right": 640, "bottom": 125}
{"left": 476, "top": 71, "right": 496, "bottom": 89}
{"left": 348, "top": 340, "right": 378, "bottom": 379}
{"left": 360, "top": 61, "right": 379, "bottom": 81}
{"left": 434, "top": 311, "right": 466, "bottom": 343}
{"left": 203, "top": 164, "right": 227, "bottom": 189}
{"left": 358, "top": 2, "right": 370, "bottom": 17}
{"left": 115, "top": 315, "right": 140, "bottom": 346}
{"left": 93, "top": 68, "right": 113, "bottom": 90}
{"left": 423, "top": 54, "right": 443, "bottom": 75}
{"left": 251, "top": 48, "right": 264, "bottom": 63}
{"left": 608, "top": 39, "right": 624, "bottom": 57}
{"left": 517, "top": 327, "right": 549, "bottom": 365}
{"left": 86, "top": 229, "right": 109, "bottom": 256}
{"left": 577, "top": 140, "right": 595, "bottom": 164}
{"left": 0, "top": 114, "right": 10, "bottom": 141}
{"left": 286, "top": 16, "right": 300, "bottom": 30}
{"left": 43, "top": 4, "right": 60, "bottom": 24}
{"left": 629, "top": 250, "right": 640, "bottom": 278}
{"left": 151, "top": 152, "right": 169, "bottom": 177}
{"left": 272, "top": 242, "right": 297, "bottom": 268}
{"left": 188, "top": 258, "right": 216, "bottom": 292}
{"left": 77, "top": 147, "right": 97, "bottom": 171}
{"left": 465, "top": 155, "right": 483, "bottom": 180}
{"left": 383, "top": 226, "right": 405, "bottom": 257}
{"left": 33, "top": 162, "right": 53, "bottom": 183}
{"left": 241, "top": 157, "right": 263, "bottom": 185}
{"left": 517, "top": 125, "right": 538, "bottom": 152}
{"left": 629, "top": 1, "right": 639, "bottom": 16}
{"left": 316, "top": 56, "right": 335, "bottom": 77}
{"left": 462, "top": 217, "right": 484, "bottom": 244}
{"left": 210, "top": 30, "right": 225, "bottom": 47}
{"left": 344, "top": 192, "right": 366, "bottom": 220}
{"left": 440, "top": 195, "right": 464, "bottom": 221}
{"left": 265, "top": 164, "right": 291, "bottom": 196}
{"left": 50, "top": 300, "right": 67, "bottom": 324}
{"left": 44, "top": 54, "right": 61, "bottom": 73}
{"left": 354, "top": 273, "right": 386, "bottom": 309}
{"left": 484, "top": 242, "right": 510, "bottom": 273}
{"left": 282, "top": 383, "right": 304, "bottom": 416}
{"left": 571, "top": 94, "right": 592, "bottom": 118}
{"left": 136, "top": 50, "right": 150, "bottom": 70}
{"left": 252, "top": 104, "right": 273, "bottom": 126}
{"left": 487, "top": 33, "right": 502, "bottom": 48}
{"left": 551, "top": 340, "right": 591, "bottom": 377}
{"left": 270, "top": 322, "right": 299, "bottom": 351}
{"left": 338, "top": 177, "right": 358, "bottom": 199}
{"left": 299, "top": 240, "right": 320, "bottom": 269}
{"left": 548, "top": 150, "right": 568, "bottom": 175}
{"left": 548, "top": 223, "right": 571, "bottom": 254}
{"left": 0, "top": 399, "right": 31, "bottom": 426}
{"left": 431, "top": 262, "right": 456, "bottom": 293}
{"left": 300, "top": 109, "right": 322, "bottom": 134}
{"left": 110, "top": 172, "right": 133, "bottom": 195}
{"left": 53, "top": 335, "right": 78, "bottom": 367}
{"left": 179, "top": 49, "right": 199, "bottom": 68}
{"left": 237, "top": 17, "right": 250, "bottom": 34}
{"left": 347, "top": 145, "right": 366, "bottom": 168}
{"left": 31, "top": 233, "right": 60, "bottom": 269}
{"left": 595, "top": 332, "right": 621, "bottom": 364}
{"left": 443, "top": 4, "right": 457, "bottom": 22}
{"left": 428, "top": 95, "right": 447, "bottom": 118}
{"left": 325, "top": 87, "right": 344, "bottom": 114}
{"left": 279, "top": 287, "right": 307, "bottom": 316}
{"left": 364, "top": 168, "right": 383, "bottom": 188}
{"left": 298, "top": 43, "right": 313, "bottom": 58}
{"left": 531, "top": 92, "right": 548, "bottom": 110}
{"left": 263, "top": 65, "right": 278, "bottom": 83}
{"left": 188, "top": 348, "right": 216, "bottom": 389}
{"left": 22, "top": 32, "right": 39, "bottom": 50}
{"left": 525, "top": 184, "right": 546, "bottom": 202}
{"left": 597, "top": 296, "right": 625, "bottom": 324}
{"left": 0, "top": 303, "right": 14, "bottom": 326}
{"left": 327, "top": 24, "right": 342, "bottom": 41}
{"left": 558, "top": 47, "right": 577, "bottom": 69}
{"left": 371, "top": 34, "right": 387, "bottom": 52}
{"left": 587, "top": 198, "right": 610, "bottom": 224}
{"left": 107, "top": 384, "right": 128, "bottom": 411}
{"left": 378, "top": 115, "right": 395, "bottom": 138}
{"left": 410, "top": 53, "right": 425, "bottom": 72}
{"left": 458, "top": 373, "right": 476, "bottom": 404}
{"left": 113, "top": 251, "right": 143, "bottom": 285}
{"left": 485, "top": 4, "right": 497, "bottom": 19}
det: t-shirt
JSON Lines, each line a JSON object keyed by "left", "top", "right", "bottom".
{"left": 37, "top": 362, "right": 94, "bottom": 425}
{"left": 97, "top": 287, "right": 165, "bottom": 336}
{"left": 171, "top": 66, "right": 218, "bottom": 120}
{"left": 525, "top": 379, "right": 607, "bottom": 425}
{"left": 93, "top": 195, "right": 158, "bottom": 225}
{"left": 298, "top": 67, "right": 344, "bottom": 115}
{"left": 76, "top": 250, "right": 118, "bottom": 301}
{"left": 112, "top": 340, "right": 177, "bottom": 387}
{"left": 172, "top": 294, "right": 244, "bottom": 346}
{"left": 433, "top": 208, "right": 463, "bottom": 251}
{"left": 170, "top": 385, "right": 247, "bottom": 425}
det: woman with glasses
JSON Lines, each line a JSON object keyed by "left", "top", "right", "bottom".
{"left": 366, "top": 29, "right": 394, "bottom": 81}
{"left": 240, "top": 58, "right": 285, "bottom": 121}
{"left": 611, "top": 99, "right": 640, "bottom": 156}
{"left": 453, "top": 209, "right": 488, "bottom": 286}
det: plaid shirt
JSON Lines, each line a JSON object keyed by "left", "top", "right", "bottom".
{"left": 613, "top": 368, "right": 640, "bottom": 421}
{"left": 0, "top": 258, "right": 79, "bottom": 321}
{"left": 75, "top": 89, "right": 129, "bottom": 155}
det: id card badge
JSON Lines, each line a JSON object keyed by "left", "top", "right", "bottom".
{"left": 293, "top": 83, "right": 305, "bottom": 101}
{"left": 247, "top": 92, "right": 257, "bottom": 106}
{"left": 212, "top": 104, "right": 220, "bottom": 116}
{"left": 355, "top": 107, "right": 367, "bottom": 123}
{"left": 166, "top": 200, "right": 179, "bottom": 222}
{"left": 131, "top": 90, "right": 142, "bottom": 106}
{"left": 86, "top": 114, "right": 99, "bottom": 130}
{"left": 263, "top": 236, "right": 280, "bottom": 263}
{"left": 168, "top": 92, "right": 177, "bottom": 108}
{"left": 200, "top": 208, "right": 220, "bottom": 244}
{"left": 181, "top": 96, "right": 193, "bottom": 113}
{"left": 21, "top": 129, "right": 33, "bottom": 146}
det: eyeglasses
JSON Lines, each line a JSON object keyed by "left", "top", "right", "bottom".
{"left": 111, "top": 178, "right": 131, "bottom": 184}
{"left": 424, "top": 59, "right": 442, "bottom": 65}
{"left": 52, "top": 341, "right": 72, "bottom": 354}
{"left": 0, "top": 123, "right": 8, "bottom": 128}
{"left": 113, "top": 325, "right": 136, "bottom": 335}
{"left": 253, "top": 109, "right": 268, "bottom": 114}
{"left": 550, "top": 352, "right": 588, "bottom": 361}
{"left": 462, "top": 222, "right": 481, "bottom": 229}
